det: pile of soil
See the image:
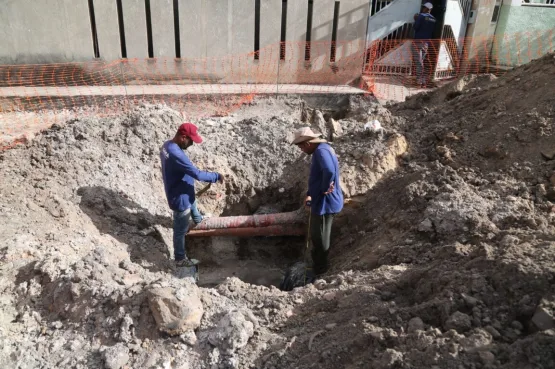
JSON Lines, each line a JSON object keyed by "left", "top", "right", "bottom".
{"left": 1, "top": 53, "right": 554, "bottom": 369}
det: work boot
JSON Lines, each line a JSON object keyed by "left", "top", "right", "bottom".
{"left": 174, "top": 258, "right": 200, "bottom": 282}
{"left": 175, "top": 258, "right": 199, "bottom": 268}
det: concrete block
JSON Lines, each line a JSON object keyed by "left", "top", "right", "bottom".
{"left": 206, "top": 0, "right": 231, "bottom": 58}
{"left": 93, "top": 0, "right": 122, "bottom": 61}
{"left": 122, "top": 0, "right": 149, "bottom": 58}
{"left": 231, "top": 0, "right": 255, "bottom": 55}
{"left": 257, "top": 0, "right": 282, "bottom": 81}
{"left": 259, "top": 0, "right": 282, "bottom": 57}
{"left": 0, "top": 0, "right": 93, "bottom": 64}
{"left": 277, "top": 0, "right": 309, "bottom": 83}
{"left": 179, "top": 0, "right": 206, "bottom": 58}
{"left": 285, "top": 0, "right": 309, "bottom": 62}
{"left": 150, "top": 0, "right": 175, "bottom": 58}
{"left": 336, "top": 0, "right": 369, "bottom": 61}
{"left": 310, "top": 0, "right": 336, "bottom": 71}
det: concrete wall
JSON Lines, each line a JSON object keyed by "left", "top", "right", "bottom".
{"left": 150, "top": 0, "right": 175, "bottom": 58}
{"left": 444, "top": 0, "right": 466, "bottom": 49}
{"left": 93, "top": 0, "right": 121, "bottom": 61}
{"left": 0, "top": 0, "right": 371, "bottom": 85}
{"left": 465, "top": 0, "right": 497, "bottom": 54}
{"left": 122, "top": 0, "right": 149, "bottom": 59}
{"left": 0, "top": 0, "right": 94, "bottom": 64}
{"left": 461, "top": 0, "right": 500, "bottom": 72}
{"left": 336, "top": 0, "right": 370, "bottom": 61}
{"left": 492, "top": 4, "right": 555, "bottom": 66}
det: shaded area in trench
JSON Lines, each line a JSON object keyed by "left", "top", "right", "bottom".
{"left": 189, "top": 180, "right": 310, "bottom": 287}
{"left": 187, "top": 234, "right": 306, "bottom": 288}
{"left": 77, "top": 186, "right": 308, "bottom": 287}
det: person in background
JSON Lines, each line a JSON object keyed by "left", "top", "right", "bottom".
{"left": 292, "top": 127, "right": 344, "bottom": 278}
{"left": 160, "top": 123, "right": 223, "bottom": 268}
{"left": 412, "top": 2, "right": 437, "bottom": 88}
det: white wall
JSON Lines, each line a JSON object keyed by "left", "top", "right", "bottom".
{"left": 444, "top": 0, "right": 467, "bottom": 50}
{"left": 366, "top": 0, "right": 421, "bottom": 42}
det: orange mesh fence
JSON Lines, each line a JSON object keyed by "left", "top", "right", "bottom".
{"left": 1, "top": 32, "right": 554, "bottom": 150}
{"left": 364, "top": 30, "right": 555, "bottom": 102}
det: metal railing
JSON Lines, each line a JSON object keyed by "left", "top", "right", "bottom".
{"left": 370, "top": 0, "right": 395, "bottom": 17}
{"left": 365, "top": 22, "right": 413, "bottom": 64}
{"left": 434, "top": 25, "right": 459, "bottom": 80}
{"left": 458, "top": 0, "right": 473, "bottom": 19}
{"left": 522, "top": 0, "right": 555, "bottom": 6}
{"left": 364, "top": 22, "right": 414, "bottom": 75}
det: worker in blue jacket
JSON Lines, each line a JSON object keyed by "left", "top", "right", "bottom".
{"left": 160, "top": 123, "right": 223, "bottom": 268}
{"left": 292, "top": 127, "right": 344, "bottom": 277}
{"left": 412, "top": 2, "right": 437, "bottom": 87}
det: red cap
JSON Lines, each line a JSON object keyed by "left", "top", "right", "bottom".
{"left": 177, "top": 123, "right": 203, "bottom": 143}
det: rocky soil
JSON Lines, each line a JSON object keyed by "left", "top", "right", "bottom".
{"left": 1, "top": 53, "right": 554, "bottom": 369}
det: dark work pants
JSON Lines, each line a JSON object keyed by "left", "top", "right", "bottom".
{"left": 310, "top": 213, "right": 335, "bottom": 276}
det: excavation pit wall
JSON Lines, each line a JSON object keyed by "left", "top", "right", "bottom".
{"left": 2, "top": 57, "right": 555, "bottom": 369}
{"left": 0, "top": 94, "right": 408, "bottom": 368}
{"left": 0, "top": 95, "right": 408, "bottom": 291}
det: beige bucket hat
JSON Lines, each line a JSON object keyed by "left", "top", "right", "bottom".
{"left": 291, "top": 127, "right": 328, "bottom": 145}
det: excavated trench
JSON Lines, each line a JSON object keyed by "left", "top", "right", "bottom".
{"left": 185, "top": 195, "right": 308, "bottom": 288}
{"left": 3, "top": 93, "right": 406, "bottom": 294}
{"left": 4, "top": 56, "right": 555, "bottom": 369}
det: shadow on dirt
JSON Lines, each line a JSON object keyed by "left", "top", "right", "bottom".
{"left": 77, "top": 186, "right": 172, "bottom": 273}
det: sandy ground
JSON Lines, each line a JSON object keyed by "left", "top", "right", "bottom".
{"left": 1, "top": 54, "right": 554, "bottom": 369}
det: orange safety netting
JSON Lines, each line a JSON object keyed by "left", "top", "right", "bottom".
{"left": 365, "top": 30, "right": 555, "bottom": 102}
{"left": 1, "top": 32, "right": 554, "bottom": 151}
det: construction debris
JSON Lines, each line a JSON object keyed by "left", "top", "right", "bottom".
{"left": 0, "top": 53, "right": 555, "bottom": 368}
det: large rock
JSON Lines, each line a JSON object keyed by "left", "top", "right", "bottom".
{"left": 148, "top": 285, "right": 203, "bottom": 336}
{"left": 407, "top": 317, "right": 425, "bottom": 333}
{"left": 328, "top": 118, "right": 343, "bottom": 140}
{"left": 208, "top": 310, "right": 255, "bottom": 353}
{"left": 531, "top": 295, "right": 554, "bottom": 331}
{"left": 102, "top": 343, "right": 130, "bottom": 369}
{"left": 311, "top": 110, "right": 328, "bottom": 140}
{"left": 445, "top": 311, "right": 472, "bottom": 333}
{"left": 378, "top": 348, "right": 404, "bottom": 368}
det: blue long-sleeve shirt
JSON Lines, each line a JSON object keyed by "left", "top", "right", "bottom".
{"left": 308, "top": 143, "right": 344, "bottom": 216}
{"left": 160, "top": 141, "right": 220, "bottom": 212}
{"left": 414, "top": 13, "right": 436, "bottom": 41}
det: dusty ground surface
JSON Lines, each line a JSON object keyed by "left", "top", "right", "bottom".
{"left": 1, "top": 53, "right": 555, "bottom": 369}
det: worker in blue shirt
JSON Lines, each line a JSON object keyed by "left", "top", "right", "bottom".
{"left": 160, "top": 123, "right": 223, "bottom": 268}
{"left": 412, "top": 2, "right": 437, "bottom": 87}
{"left": 292, "top": 127, "right": 344, "bottom": 277}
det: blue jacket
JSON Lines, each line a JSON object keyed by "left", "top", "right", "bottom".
{"left": 414, "top": 13, "right": 436, "bottom": 41}
{"left": 160, "top": 141, "right": 220, "bottom": 212}
{"left": 308, "top": 143, "right": 344, "bottom": 216}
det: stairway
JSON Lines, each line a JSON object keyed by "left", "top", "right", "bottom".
{"left": 366, "top": 0, "right": 420, "bottom": 42}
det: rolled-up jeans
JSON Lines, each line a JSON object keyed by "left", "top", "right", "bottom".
{"left": 173, "top": 208, "right": 191, "bottom": 261}
{"left": 190, "top": 200, "right": 203, "bottom": 225}
{"left": 411, "top": 40, "right": 429, "bottom": 85}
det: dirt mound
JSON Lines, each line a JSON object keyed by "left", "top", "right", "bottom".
{"left": 1, "top": 54, "right": 555, "bottom": 369}
{"left": 0, "top": 95, "right": 406, "bottom": 368}
{"left": 393, "top": 52, "right": 555, "bottom": 174}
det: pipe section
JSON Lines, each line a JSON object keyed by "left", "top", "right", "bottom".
{"left": 187, "top": 224, "right": 306, "bottom": 237}
{"left": 187, "top": 209, "right": 308, "bottom": 237}
{"left": 191, "top": 209, "right": 306, "bottom": 231}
